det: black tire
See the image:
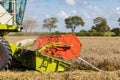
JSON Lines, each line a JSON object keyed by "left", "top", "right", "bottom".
{"left": 0, "top": 37, "right": 12, "bottom": 70}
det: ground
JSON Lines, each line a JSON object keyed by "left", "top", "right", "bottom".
{"left": 0, "top": 36, "right": 119, "bottom": 80}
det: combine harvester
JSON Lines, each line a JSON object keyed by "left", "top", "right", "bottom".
{"left": 0, "top": 0, "right": 101, "bottom": 72}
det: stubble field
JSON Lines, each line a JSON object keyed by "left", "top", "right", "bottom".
{"left": 0, "top": 36, "right": 120, "bottom": 80}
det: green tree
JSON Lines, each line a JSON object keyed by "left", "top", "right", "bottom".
{"left": 90, "top": 26, "right": 97, "bottom": 32}
{"left": 111, "top": 28, "right": 120, "bottom": 36}
{"left": 65, "top": 16, "right": 85, "bottom": 33}
{"left": 43, "top": 17, "right": 58, "bottom": 32}
{"left": 80, "top": 29, "right": 87, "bottom": 32}
{"left": 91, "top": 17, "right": 110, "bottom": 32}
{"left": 23, "top": 20, "right": 38, "bottom": 32}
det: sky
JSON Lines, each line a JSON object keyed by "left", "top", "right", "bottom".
{"left": 24, "top": 0, "right": 120, "bottom": 32}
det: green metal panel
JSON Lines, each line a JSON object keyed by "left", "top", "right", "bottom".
{"left": 0, "top": 24, "right": 18, "bottom": 36}
{"left": 11, "top": 48, "right": 70, "bottom": 72}
{"left": 9, "top": 42, "right": 19, "bottom": 56}
{"left": 8, "top": 42, "right": 70, "bottom": 72}
{"left": 35, "top": 52, "right": 70, "bottom": 72}
{"left": 0, "top": 24, "right": 18, "bottom": 30}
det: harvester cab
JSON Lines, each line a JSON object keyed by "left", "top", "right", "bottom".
{"left": 0, "top": 0, "right": 27, "bottom": 36}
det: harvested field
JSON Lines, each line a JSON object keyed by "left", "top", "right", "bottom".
{"left": 2, "top": 36, "right": 120, "bottom": 80}
{"left": 71, "top": 37, "right": 120, "bottom": 71}
{"left": 0, "top": 70, "right": 120, "bottom": 80}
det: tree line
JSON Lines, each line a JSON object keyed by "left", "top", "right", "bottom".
{"left": 23, "top": 16, "right": 120, "bottom": 35}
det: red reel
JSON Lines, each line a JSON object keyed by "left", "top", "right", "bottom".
{"left": 34, "top": 34, "right": 82, "bottom": 59}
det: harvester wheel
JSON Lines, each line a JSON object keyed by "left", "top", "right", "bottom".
{"left": 0, "top": 37, "right": 12, "bottom": 70}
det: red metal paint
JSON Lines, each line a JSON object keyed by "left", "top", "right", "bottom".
{"left": 34, "top": 34, "right": 82, "bottom": 60}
